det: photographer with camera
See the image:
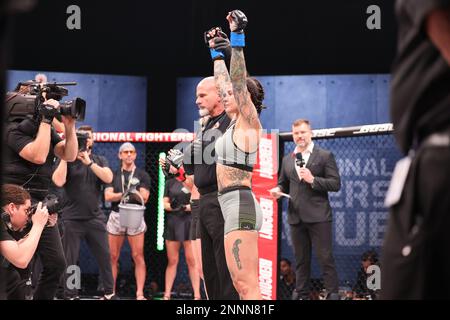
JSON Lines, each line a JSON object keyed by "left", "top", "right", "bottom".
{"left": 3, "top": 82, "right": 79, "bottom": 300}
{"left": 104, "top": 142, "right": 150, "bottom": 300}
{"left": 52, "top": 125, "right": 117, "bottom": 300}
{"left": 0, "top": 184, "right": 49, "bottom": 300}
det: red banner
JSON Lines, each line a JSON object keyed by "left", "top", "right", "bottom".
{"left": 93, "top": 132, "right": 194, "bottom": 143}
{"left": 253, "top": 133, "right": 279, "bottom": 300}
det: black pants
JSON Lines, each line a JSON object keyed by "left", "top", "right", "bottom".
{"left": 1, "top": 264, "right": 28, "bottom": 300}
{"left": 381, "top": 145, "right": 450, "bottom": 299}
{"left": 1, "top": 218, "right": 66, "bottom": 300}
{"left": 62, "top": 217, "right": 114, "bottom": 297}
{"left": 199, "top": 191, "right": 239, "bottom": 300}
{"left": 290, "top": 221, "right": 339, "bottom": 298}
{"left": 9, "top": 224, "right": 67, "bottom": 300}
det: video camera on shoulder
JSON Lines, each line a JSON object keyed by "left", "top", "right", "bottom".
{"left": 4, "top": 81, "right": 86, "bottom": 122}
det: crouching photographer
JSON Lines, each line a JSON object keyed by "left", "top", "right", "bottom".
{"left": 2, "top": 81, "right": 82, "bottom": 299}
{"left": 0, "top": 184, "right": 49, "bottom": 300}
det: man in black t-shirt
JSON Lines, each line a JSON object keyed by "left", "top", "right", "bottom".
{"left": 104, "top": 142, "right": 150, "bottom": 300}
{"left": 382, "top": 0, "right": 450, "bottom": 299}
{"left": 0, "top": 184, "right": 49, "bottom": 300}
{"left": 52, "top": 125, "right": 117, "bottom": 300}
{"left": 3, "top": 93, "right": 78, "bottom": 300}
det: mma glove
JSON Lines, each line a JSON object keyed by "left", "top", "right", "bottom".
{"left": 166, "top": 149, "right": 184, "bottom": 169}
{"left": 204, "top": 27, "right": 230, "bottom": 61}
{"left": 229, "top": 10, "right": 248, "bottom": 47}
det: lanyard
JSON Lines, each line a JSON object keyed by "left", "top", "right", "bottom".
{"left": 121, "top": 168, "right": 136, "bottom": 194}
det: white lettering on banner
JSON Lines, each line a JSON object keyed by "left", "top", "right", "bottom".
{"left": 372, "top": 181, "right": 389, "bottom": 208}
{"left": 259, "top": 198, "right": 274, "bottom": 240}
{"left": 313, "top": 128, "right": 338, "bottom": 138}
{"left": 335, "top": 211, "right": 388, "bottom": 247}
{"left": 259, "top": 259, "right": 273, "bottom": 300}
{"left": 101, "top": 133, "right": 109, "bottom": 141}
{"left": 154, "top": 133, "right": 162, "bottom": 141}
{"left": 258, "top": 138, "right": 274, "bottom": 179}
{"left": 353, "top": 123, "right": 393, "bottom": 135}
{"left": 346, "top": 181, "right": 369, "bottom": 208}
{"left": 336, "top": 212, "right": 366, "bottom": 246}
{"left": 94, "top": 132, "right": 196, "bottom": 142}
{"left": 336, "top": 158, "right": 393, "bottom": 177}
{"left": 330, "top": 179, "right": 390, "bottom": 210}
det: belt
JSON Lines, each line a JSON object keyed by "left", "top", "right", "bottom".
{"left": 198, "top": 185, "right": 218, "bottom": 195}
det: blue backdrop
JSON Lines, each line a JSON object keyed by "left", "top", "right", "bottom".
{"left": 176, "top": 74, "right": 391, "bottom": 132}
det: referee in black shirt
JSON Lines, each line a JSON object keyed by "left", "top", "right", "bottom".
{"left": 183, "top": 77, "right": 239, "bottom": 300}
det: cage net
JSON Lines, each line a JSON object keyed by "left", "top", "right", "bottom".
{"left": 72, "top": 141, "right": 203, "bottom": 299}
{"left": 71, "top": 130, "right": 401, "bottom": 300}
{"left": 277, "top": 133, "right": 402, "bottom": 300}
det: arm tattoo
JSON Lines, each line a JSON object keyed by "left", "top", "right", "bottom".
{"left": 232, "top": 239, "right": 243, "bottom": 270}
{"left": 214, "top": 60, "right": 232, "bottom": 105}
{"left": 230, "top": 47, "right": 258, "bottom": 125}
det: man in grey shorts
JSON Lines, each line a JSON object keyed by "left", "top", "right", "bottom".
{"left": 104, "top": 142, "right": 150, "bottom": 300}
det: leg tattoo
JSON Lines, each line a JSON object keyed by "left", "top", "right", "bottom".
{"left": 232, "top": 239, "right": 242, "bottom": 270}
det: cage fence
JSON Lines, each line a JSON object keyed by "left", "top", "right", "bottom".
{"left": 277, "top": 130, "right": 402, "bottom": 300}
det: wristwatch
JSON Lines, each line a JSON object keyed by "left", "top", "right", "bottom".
{"left": 87, "top": 162, "right": 94, "bottom": 168}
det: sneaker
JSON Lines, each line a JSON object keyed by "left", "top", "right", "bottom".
{"left": 102, "top": 294, "right": 120, "bottom": 300}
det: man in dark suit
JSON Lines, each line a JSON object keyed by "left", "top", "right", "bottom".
{"left": 270, "top": 119, "right": 341, "bottom": 300}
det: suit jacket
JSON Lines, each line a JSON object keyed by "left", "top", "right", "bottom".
{"left": 278, "top": 145, "right": 341, "bottom": 224}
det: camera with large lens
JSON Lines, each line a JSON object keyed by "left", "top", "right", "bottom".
{"left": 58, "top": 98, "right": 86, "bottom": 120}
{"left": 4, "top": 81, "right": 86, "bottom": 122}
{"left": 76, "top": 132, "right": 89, "bottom": 152}
{"left": 7, "top": 194, "right": 61, "bottom": 240}
{"left": 28, "top": 194, "right": 60, "bottom": 217}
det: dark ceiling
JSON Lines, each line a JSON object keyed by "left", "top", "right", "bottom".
{"left": 10, "top": 0, "right": 397, "bottom": 77}
{"left": 5, "top": 0, "right": 398, "bottom": 131}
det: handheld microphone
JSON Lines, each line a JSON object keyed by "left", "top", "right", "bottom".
{"left": 295, "top": 153, "right": 305, "bottom": 167}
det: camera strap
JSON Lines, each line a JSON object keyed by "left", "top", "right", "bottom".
{"left": 121, "top": 167, "right": 136, "bottom": 194}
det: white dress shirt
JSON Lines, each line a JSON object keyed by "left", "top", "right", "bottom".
{"left": 294, "top": 142, "right": 314, "bottom": 181}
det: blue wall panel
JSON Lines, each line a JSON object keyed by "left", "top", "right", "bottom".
{"left": 275, "top": 75, "right": 327, "bottom": 131}
{"left": 376, "top": 74, "right": 391, "bottom": 123}
{"left": 176, "top": 77, "right": 202, "bottom": 132}
{"left": 97, "top": 75, "right": 147, "bottom": 132}
{"left": 326, "top": 75, "right": 377, "bottom": 128}
{"left": 176, "top": 74, "right": 391, "bottom": 132}
{"left": 7, "top": 70, "right": 147, "bottom": 132}
{"left": 256, "top": 76, "right": 276, "bottom": 132}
